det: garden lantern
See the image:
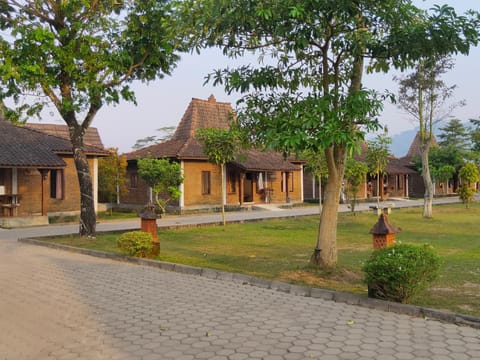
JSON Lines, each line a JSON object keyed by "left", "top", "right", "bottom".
{"left": 140, "top": 203, "right": 159, "bottom": 253}
{"left": 370, "top": 213, "right": 400, "bottom": 249}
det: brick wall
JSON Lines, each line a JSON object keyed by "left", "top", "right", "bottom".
{"left": 15, "top": 156, "right": 97, "bottom": 216}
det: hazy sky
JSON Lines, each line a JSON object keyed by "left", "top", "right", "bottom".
{"left": 36, "top": 0, "right": 480, "bottom": 153}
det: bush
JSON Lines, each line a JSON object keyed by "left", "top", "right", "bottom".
{"left": 117, "top": 231, "right": 154, "bottom": 257}
{"left": 458, "top": 185, "right": 476, "bottom": 208}
{"left": 363, "top": 243, "right": 441, "bottom": 303}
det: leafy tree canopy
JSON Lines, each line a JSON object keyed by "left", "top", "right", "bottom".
{"left": 98, "top": 148, "right": 128, "bottom": 205}
{"left": 180, "top": 0, "right": 480, "bottom": 266}
{"left": 0, "top": 0, "right": 185, "bottom": 123}
{"left": 0, "top": 0, "right": 189, "bottom": 236}
{"left": 196, "top": 127, "right": 245, "bottom": 166}
{"left": 137, "top": 156, "right": 184, "bottom": 215}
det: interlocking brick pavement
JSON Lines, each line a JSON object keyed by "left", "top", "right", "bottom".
{"left": 1, "top": 240, "right": 479, "bottom": 360}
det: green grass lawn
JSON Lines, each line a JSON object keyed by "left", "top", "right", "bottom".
{"left": 47, "top": 203, "right": 480, "bottom": 317}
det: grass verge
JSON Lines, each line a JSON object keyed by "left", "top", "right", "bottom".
{"left": 45, "top": 203, "right": 480, "bottom": 317}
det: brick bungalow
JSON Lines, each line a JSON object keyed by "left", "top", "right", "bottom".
{"left": 0, "top": 120, "right": 108, "bottom": 227}
{"left": 123, "top": 95, "right": 304, "bottom": 211}
{"left": 401, "top": 132, "right": 455, "bottom": 197}
{"left": 303, "top": 141, "right": 417, "bottom": 202}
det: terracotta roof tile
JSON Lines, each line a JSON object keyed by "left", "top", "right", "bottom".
{"left": 24, "top": 123, "right": 105, "bottom": 149}
{"left": 171, "top": 95, "right": 234, "bottom": 141}
{"left": 0, "top": 120, "right": 108, "bottom": 168}
{"left": 370, "top": 213, "right": 401, "bottom": 234}
{"left": 233, "top": 150, "right": 301, "bottom": 171}
{"left": 406, "top": 132, "right": 438, "bottom": 159}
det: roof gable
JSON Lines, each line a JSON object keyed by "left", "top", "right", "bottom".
{"left": 406, "top": 132, "right": 438, "bottom": 159}
{"left": 126, "top": 95, "right": 302, "bottom": 171}
{"left": 171, "top": 95, "right": 234, "bottom": 141}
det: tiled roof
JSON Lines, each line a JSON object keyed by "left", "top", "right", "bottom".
{"left": 386, "top": 157, "right": 417, "bottom": 174}
{"left": 126, "top": 95, "right": 302, "bottom": 172}
{"left": 405, "top": 132, "right": 438, "bottom": 159}
{"left": 24, "top": 123, "right": 105, "bottom": 149}
{"left": 354, "top": 141, "right": 416, "bottom": 175}
{"left": 233, "top": 150, "right": 301, "bottom": 171}
{"left": 0, "top": 120, "right": 107, "bottom": 168}
{"left": 171, "top": 95, "right": 233, "bottom": 141}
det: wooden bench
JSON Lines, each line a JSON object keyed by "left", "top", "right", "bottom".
{"left": 369, "top": 203, "right": 395, "bottom": 215}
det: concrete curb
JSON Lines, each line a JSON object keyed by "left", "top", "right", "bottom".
{"left": 18, "top": 237, "right": 480, "bottom": 330}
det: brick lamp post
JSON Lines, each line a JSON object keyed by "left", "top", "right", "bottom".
{"left": 370, "top": 213, "right": 401, "bottom": 249}
{"left": 140, "top": 203, "right": 159, "bottom": 254}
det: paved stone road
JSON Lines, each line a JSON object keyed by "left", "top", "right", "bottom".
{"left": 1, "top": 238, "right": 479, "bottom": 360}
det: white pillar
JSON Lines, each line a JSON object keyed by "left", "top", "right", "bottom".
{"left": 93, "top": 158, "right": 98, "bottom": 211}
{"left": 406, "top": 174, "right": 409, "bottom": 198}
{"left": 300, "top": 165, "right": 304, "bottom": 202}
{"left": 179, "top": 161, "right": 185, "bottom": 208}
{"left": 12, "top": 168, "right": 18, "bottom": 194}
{"left": 222, "top": 164, "right": 227, "bottom": 205}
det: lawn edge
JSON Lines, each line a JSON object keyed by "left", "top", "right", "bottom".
{"left": 18, "top": 236, "right": 480, "bottom": 330}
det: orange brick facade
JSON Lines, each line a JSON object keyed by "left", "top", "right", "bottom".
{"left": 122, "top": 159, "right": 303, "bottom": 210}
{"left": 0, "top": 157, "right": 98, "bottom": 217}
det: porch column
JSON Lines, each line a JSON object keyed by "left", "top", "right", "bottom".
{"left": 239, "top": 173, "right": 244, "bottom": 205}
{"left": 39, "top": 169, "right": 49, "bottom": 216}
{"left": 285, "top": 172, "right": 290, "bottom": 203}
{"left": 405, "top": 174, "right": 409, "bottom": 197}
{"left": 300, "top": 166, "right": 304, "bottom": 202}
{"left": 12, "top": 168, "right": 18, "bottom": 194}
{"left": 222, "top": 164, "right": 227, "bottom": 206}
{"left": 179, "top": 161, "right": 185, "bottom": 208}
{"left": 93, "top": 158, "right": 98, "bottom": 212}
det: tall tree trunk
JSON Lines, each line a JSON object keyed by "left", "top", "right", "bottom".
{"left": 421, "top": 142, "right": 433, "bottom": 218}
{"left": 221, "top": 163, "right": 226, "bottom": 227}
{"left": 310, "top": 12, "right": 364, "bottom": 267}
{"left": 70, "top": 127, "right": 96, "bottom": 237}
{"left": 311, "top": 145, "right": 346, "bottom": 267}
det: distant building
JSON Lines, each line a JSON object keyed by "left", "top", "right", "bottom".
{"left": 122, "top": 95, "right": 304, "bottom": 212}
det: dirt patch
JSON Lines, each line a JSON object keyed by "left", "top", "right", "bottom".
{"left": 279, "top": 268, "right": 364, "bottom": 292}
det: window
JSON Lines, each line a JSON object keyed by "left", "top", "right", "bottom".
{"left": 281, "top": 172, "right": 294, "bottom": 192}
{"left": 396, "top": 175, "right": 403, "bottom": 190}
{"left": 228, "top": 171, "right": 236, "bottom": 193}
{"left": 130, "top": 173, "right": 139, "bottom": 188}
{"left": 201, "top": 171, "right": 211, "bottom": 195}
{"left": 50, "top": 169, "right": 64, "bottom": 199}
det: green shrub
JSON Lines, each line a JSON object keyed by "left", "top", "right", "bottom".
{"left": 363, "top": 243, "right": 441, "bottom": 303}
{"left": 117, "top": 231, "right": 154, "bottom": 257}
{"left": 458, "top": 185, "right": 476, "bottom": 208}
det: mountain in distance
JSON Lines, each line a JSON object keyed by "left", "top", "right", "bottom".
{"left": 389, "top": 128, "right": 418, "bottom": 157}
{"left": 388, "top": 120, "right": 452, "bottom": 157}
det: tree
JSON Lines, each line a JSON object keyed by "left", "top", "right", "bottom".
{"left": 469, "top": 118, "right": 480, "bottom": 162}
{"left": 432, "top": 165, "right": 456, "bottom": 195}
{"left": 302, "top": 149, "right": 328, "bottom": 213}
{"left": 344, "top": 158, "right": 368, "bottom": 213}
{"left": 458, "top": 162, "right": 480, "bottom": 208}
{"left": 196, "top": 128, "right": 244, "bottom": 227}
{"left": 0, "top": 1, "right": 187, "bottom": 236}
{"left": 366, "top": 133, "right": 392, "bottom": 208}
{"left": 438, "top": 118, "right": 469, "bottom": 149}
{"left": 133, "top": 126, "right": 176, "bottom": 150}
{"left": 185, "top": 1, "right": 480, "bottom": 266}
{"left": 98, "top": 148, "right": 128, "bottom": 211}
{"left": 137, "top": 156, "right": 184, "bottom": 216}
{"left": 396, "top": 56, "right": 463, "bottom": 218}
